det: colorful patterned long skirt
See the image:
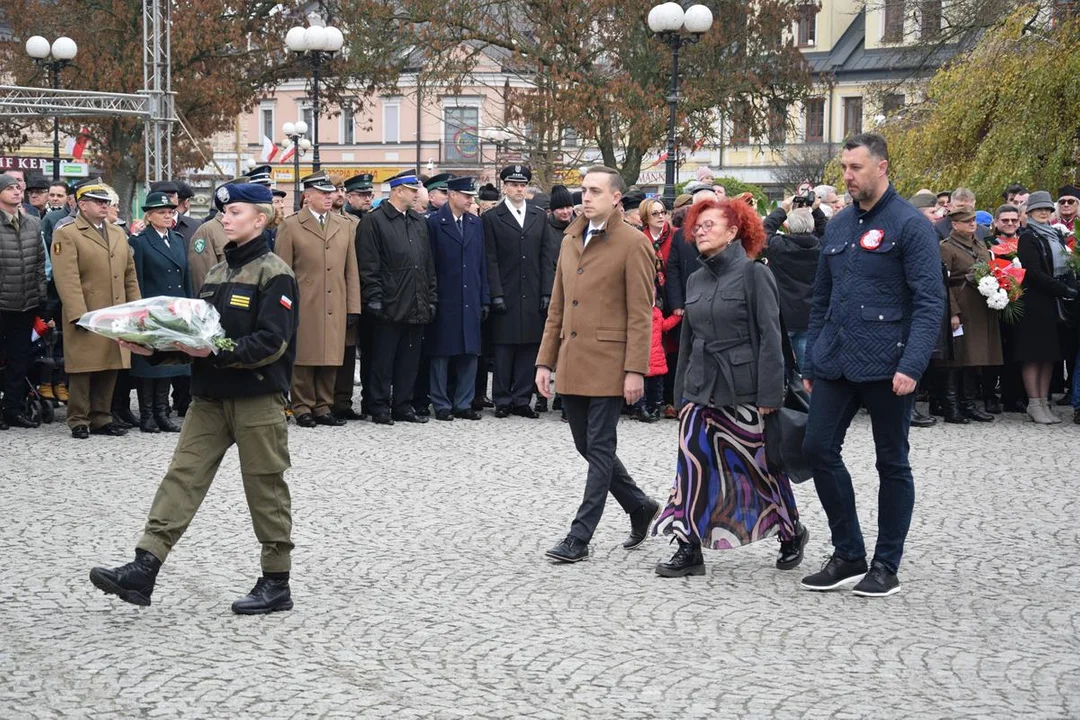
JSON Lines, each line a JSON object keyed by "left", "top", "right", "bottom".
{"left": 652, "top": 402, "right": 800, "bottom": 549}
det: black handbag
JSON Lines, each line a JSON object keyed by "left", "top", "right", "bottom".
{"left": 744, "top": 261, "right": 813, "bottom": 483}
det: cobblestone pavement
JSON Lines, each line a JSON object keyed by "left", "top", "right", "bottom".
{"left": 1, "top": 401, "right": 1078, "bottom": 719}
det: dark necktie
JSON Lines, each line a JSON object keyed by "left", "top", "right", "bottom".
{"left": 456, "top": 217, "right": 463, "bottom": 235}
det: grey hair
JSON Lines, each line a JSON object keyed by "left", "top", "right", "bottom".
{"left": 813, "top": 184, "right": 836, "bottom": 199}
{"left": 952, "top": 187, "right": 976, "bottom": 204}
{"left": 786, "top": 207, "right": 815, "bottom": 234}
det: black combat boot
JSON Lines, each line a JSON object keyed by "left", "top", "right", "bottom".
{"left": 960, "top": 369, "right": 994, "bottom": 422}
{"left": 89, "top": 548, "right": 162, "bottom": 606}
{"left": 153, "top": 380, "right": 181, "bottom": 432}
{"left": 137, "top": 379, "right": 159, "bottom": 433}
{"left": 231, "top": 574, "right": 293, "bottom": 615}
{"left": 655, "top": 539, "right": 705, "bottom": 577}
{"left": 776, "top": 522, "right": 810, "bottom": 570}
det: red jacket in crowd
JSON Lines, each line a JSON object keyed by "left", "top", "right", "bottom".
{"left": 648, "top": 306, "right": 682, "bottom": 377}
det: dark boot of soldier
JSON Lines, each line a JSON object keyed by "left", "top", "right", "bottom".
{"left": 231, "top": 574, "right": 293, "bottom": 615}
{"left": 89, "top": 549, "right": 162, "bottom": 606}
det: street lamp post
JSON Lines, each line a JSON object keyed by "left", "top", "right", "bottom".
{"left": 648, "top": 3, "right": 713, "bottom": 205}
{"left": 282, "top": 120, "right": 312, "bottom": 212}
{"left": 25, "top": 35, "right": 78, "bottom": 181}
{"left": 285, "top": 17, "right": 344, "bottom": 172}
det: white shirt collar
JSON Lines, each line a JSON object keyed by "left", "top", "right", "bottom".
{"left": 504, "top": 197, "right": 525, "bottom": 214}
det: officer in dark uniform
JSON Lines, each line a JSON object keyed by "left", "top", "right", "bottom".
{"left": 90, "top": 183, "right": 301, "bottom": 614}
{"left": 333, "top": 173, "right": 375, "bottom": 419}
{"left": 247, "top": 166, "right": 279, "bottom": 252}
{"left": 127, "top": 191, "right": 192, "bottom": 433}
{"left": 483, "top": 165, "right": 559, "bottom": 417}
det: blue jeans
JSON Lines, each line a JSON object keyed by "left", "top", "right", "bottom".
{"left": 802, "top": 377, "right": 916, "bottom": 574}
{"left": 788, "top": 330, "right": 808, "bottom": 373}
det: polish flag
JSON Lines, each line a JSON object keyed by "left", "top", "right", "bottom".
{"left": 278, "top": 143, "right": 296, "bottom": 164}
{"left": 64, "top": 127, "right": 91, "bottom": 160}
{"left": 260, "top": 135, "right": 279, "bottom": 163}
{"left": 646, "top": 150, "right": 668, "bottom": 169}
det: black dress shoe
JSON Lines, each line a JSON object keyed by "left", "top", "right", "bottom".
{"left": 435, "top": 409, "right": 454, "bottom": 421}
{"left": 511, "top": 405, "right": 539, "bottom": 419}
{"left": 231, "top": 576, "right": 293, "bottom": 615}
{"left": 313, "top": 413, "right": 346, "bottom": 426}
{"left": 154, "top": 414, "right": 181, "bottom": 433}
{"left": 0, "top": 416, "right": 8, "bottom": 430}
{"left": 776, "top": 522, "right": 810, "bottom": 570}
{"left": 89, "top": 549, "right": 161, "bottom": 607}
{"left": 800, "top": 554, "right": 868, "bottom": 591}
{"left": 139, "top": 417, "right": 161, "bottom": 433}
{"left": 494, "top": 405, "right": 511, "bottom": 418}
{"left": 413, "top": 405, "right": 431, "bottom": 417}
{"left": 910, "top": 409, "right": 937, "bottom": 428}
{"left": 453, "top": 408, "right": 483, "bottom": 420}
{"left": 655, "top": 540, "right": 705, "bottom": 577}
{"left": 624, "top": 499, "right": 660, "bottom": 549}
{"left": 984, "top": 398, "right": 1002, "bottom": 415}
{"left": 113, "top": 408, "right": 139, "bottom": 428}
{"left": 336, "top": 408, "right": 367, "bottom": 421}
{"left": 534, "top": 397, "right": 549, "bottom": 413}
{"left": 295, "top": 413, "right": 317, "bottom": 428}
{"left": 962, "top": 406, "right": 994, "bottom": 423}
{"left": 392, "top": 411, "right": 429, "bottom": 424}
{"left": 90, "top": 423, "right": 128, "bottom": 436}
{"left": 372, "top": 413, "right": 394, "bottom": 425}
{"left": 71, "top": 425, "right": 89, "bottom": 439}
{"left": 545, "top": 536, "right": 589, "bottom": 563}
{"left": 4, "top": 412, "right": 40, "bottom": 429}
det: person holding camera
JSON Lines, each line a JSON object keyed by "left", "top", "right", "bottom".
{"left": 762, "top": 194, "right": 826, "bottom": 370}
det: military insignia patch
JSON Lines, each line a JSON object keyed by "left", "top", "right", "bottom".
{"left": 215, "top": 186, "right": 230, "bottom": 204}
{"left": 859, "top": 229, "right": 884, "bottom": 250}
{"left": 280, "top": 295, "right": 293, "bottom": 310}
{"left": 52, "top": 242, "right": 61, "bottom": 255}
{"left": 229, "top": 292, "right": 252, "bottom": 309}
{"left": 193, "top": 238, "right": 206, "bottom": 254}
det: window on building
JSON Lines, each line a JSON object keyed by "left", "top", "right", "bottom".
{"left": 444, "top": 105, "right": 480, "bottom": 162}
{"left": 383, "top": 102, "right": 400, "bottom": 144}
{"left": 920, "top": 0, "right": 942, "bottom": 39}
{"left": 260, "top": 104, "right": 274, "bottom": 141}
{"left": 883, "top": 94, "right": 905, "bottom": 116}
{"left": 341, "top": 105, "right": 355, "bottom": 145}
{"left": 730, "top": 102, "right": 751, "bottom": 145}
{"left": 562, "top": 127, "right": 579, "bottom": 147}
{"left": 796, "top": 5, "right": 817, "bottom": 46}
{"left": 768, "top": 103, "right": 788, "bottom": 145}
{"left": 843, "top": 97, "right": 863, "bottom": 137}
{"left": 883, "top": 0, "right": 906, "bottom": 42}
{"left": 804, "top": 98, "right": 825, "bottom": 142}
{"left": 302, "top": 106, "right": 314, "bottom": 136}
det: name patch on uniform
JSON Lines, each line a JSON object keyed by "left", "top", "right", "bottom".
{"left": 193, "top": 238, "right": 206, "bottom": 254}
{"left": 280, "top": 295, "right": 293, "bottom": 310}
{"left": 859, "top": 229, "right": 885, "bottom": 250}
{"left": 229, "top": 289, "right": 253, "bottom": 310}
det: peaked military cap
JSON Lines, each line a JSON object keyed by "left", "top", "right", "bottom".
{"left": 425, "top": 173, "right": 454, "bottom": 191}
{"left": 344, "top": 174, "right": 374, "bottom": 193}
{"left": 300, "top": 170, "right": 336, "bottom": 192}
{"left": 248, "top": 165, "right": 274, "bottom": 186}
{"left": 446, "top": 176, "right": 477, "bottom": 195}
{"left": 499, "top": 165, "right": 531, "bottom": 184}
{"left": 141, "top": 191, "right": 178, "bottom": 211}
{"left": 387, "top": 170, "right": 421, "bottom": 190}
{"left": 149, "top": 180, "right": 180, "bottom": 195}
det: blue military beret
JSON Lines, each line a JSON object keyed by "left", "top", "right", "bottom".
{"left": 215, "top": 182, "right": 272, "bottom": 207}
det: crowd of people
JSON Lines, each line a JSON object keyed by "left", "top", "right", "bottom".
{"left": 2, "top": 131, "right": 1077, "bottom": 611}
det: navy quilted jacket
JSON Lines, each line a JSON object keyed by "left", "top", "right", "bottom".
{"left": 804, "top": 184, "right": 945, "bottom": 383}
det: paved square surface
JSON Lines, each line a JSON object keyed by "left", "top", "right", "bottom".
{"left": 1, "top": 407, "right": 1077, "bottom": 718}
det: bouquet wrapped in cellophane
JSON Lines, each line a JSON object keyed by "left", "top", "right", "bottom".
{"left": 77, "top": 297, "right": 236, "bottom": 353}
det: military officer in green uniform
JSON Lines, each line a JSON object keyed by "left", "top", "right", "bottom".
{"left": 89, "top": 183, "right": 301, "bottom": 615}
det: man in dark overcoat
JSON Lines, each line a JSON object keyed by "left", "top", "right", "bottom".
{"left": 425, "top": 177, "right": 489, "bottom": 421}
{"left": 483, "top": 165, "right": 559, "bottom": 418}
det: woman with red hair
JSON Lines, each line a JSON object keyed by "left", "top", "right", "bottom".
{"left": 651, "top": 197, "right": 808, "bottom": 577}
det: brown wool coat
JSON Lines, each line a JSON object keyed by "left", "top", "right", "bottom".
{"left": 939, "top": 232, "right": 1003, "bottom": 367}
{"left": 537, "top": 216, "right": 656, "bottom": 396}
{"left": 274, "top": 208, "right": 361, "bottom": 366}
{"left": 188, "top": 215, "right": 228, "bottom": 295}
{"left": 52, "top": 215, "right": 141, "bottom": 373}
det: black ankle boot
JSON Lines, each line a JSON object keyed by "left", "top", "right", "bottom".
{"left": 89, "top": 548, "right": 162, "bottom": 606}
{"left": 655, "top": 539, "right": 705, "bottom": 577}
{"left": 137, "top": 379, "right": 159, "bottom": 433}
{"left": 154, "top": 380, "right": 181, "bottom": 432}
{"left": 231, "top": 575, "right": 293, "bottom": 615}
{"left": 960, "top": 369, "right": 994, "bottom": 422}
{"left": 943, "top": 370, "right": 968, "bottom": 424}
{"left": 777, "top": 522, "right": 810, "bottom": 570}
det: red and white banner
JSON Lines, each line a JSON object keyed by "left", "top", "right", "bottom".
{"left": 65, "top": 127, "right": 91, "bottom": 160}
{"left": 278, "top": 143, "right": 296, "bottom": 164}
{"left": 260, "top": 135, "right": 279, "bottom": 163}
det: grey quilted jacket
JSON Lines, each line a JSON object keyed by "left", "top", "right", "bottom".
{"left": 0, "top": 210, "right": 46, "bottom": 312}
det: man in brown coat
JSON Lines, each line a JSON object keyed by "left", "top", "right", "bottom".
{"left": 52, "top": 182, "right": 141, "bottom": 439}
{"left": 274, "top": 171, "right": 362, "bottom": 427}
{"left": 188, "top": 212, "right": 227, "bottom": 295}
{"left": 535, "top": 166, "right": 660, "bottom": 563}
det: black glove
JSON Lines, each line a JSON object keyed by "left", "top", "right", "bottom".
{"left": 365, "top": 301, "right": 383, "bottom": 316}
{"left": 1065, "top": 287, "right": 1079, "bottom": 300}
{"left": 492, "top": 296, "right": 508, "bottom": 314}
{"left": 481, "top": 304, "right": 490, "bottom": 322}
{"left": 540, "top": 295, "right": 551, "bottom": 315}
{"left": 347, "top": 313, "right": 360, "bottom": 329}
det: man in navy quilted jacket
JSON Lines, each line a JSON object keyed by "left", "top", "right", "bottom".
{"left": 799, "top": 133, "right": 945, "bottom": 599}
